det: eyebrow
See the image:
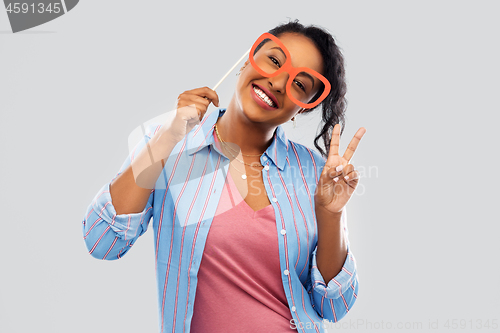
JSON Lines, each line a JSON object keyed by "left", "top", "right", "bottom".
{"left": 270, "top": 46, "right": 287, "bottom": 59}
{"left": 297, "top": 72, "right": 315, "bottom": 89}
{"left": 270, "top": 46, "right": 316, "bottom": 89}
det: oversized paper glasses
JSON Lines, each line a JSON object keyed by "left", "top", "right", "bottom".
{"left": 213, "top": 32, "right": 331, "bottom": 109}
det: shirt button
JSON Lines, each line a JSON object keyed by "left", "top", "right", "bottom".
{"left": 262, "top": 156, "right": 267, "bottom": 161}
{"left": 284, "top": 269, "right": 289, "bottom": 275}
{"left": 280, "top": 229, "right": 286, "bottom": 235}
{"left": 272, "top": 197, "right": 277, "bottom": 202}
{"left": 264, "top": 165, "right": 269, "bottom": 170}
{"left": 291, "top": 306, "right": 296, "bottom": 312}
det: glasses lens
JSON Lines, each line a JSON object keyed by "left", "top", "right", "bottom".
{"left": 251, "top": 37, "right": 326, "bottom": 107}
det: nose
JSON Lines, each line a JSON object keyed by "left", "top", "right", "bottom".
{"left": 268, "top": 71, "right": 289, "bottom": 94}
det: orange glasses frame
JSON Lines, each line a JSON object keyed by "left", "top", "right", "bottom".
{"left": 249, "top": 32, "right": 331, "bottom": 109}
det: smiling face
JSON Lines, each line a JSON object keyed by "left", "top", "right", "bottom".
{"left": 234, "top": 32, "right": 325, "bottom": 126}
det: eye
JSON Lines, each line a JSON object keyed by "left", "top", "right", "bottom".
{"left": 294, "top": 79, "right": 306, "bottom": 92}
{"left": 269, "top": 56, "right": 280, "bottom": 67}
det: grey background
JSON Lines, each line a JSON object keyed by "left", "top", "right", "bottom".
{"left": 1, "top": 1, "right": 499, "bottom": 332}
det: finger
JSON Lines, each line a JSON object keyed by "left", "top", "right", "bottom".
{"left": 185, "top": 95, "right": 211, "bottom": 109}
{"left": 324, "top": 162, "right": 346, "bottom": 180}
{"left": 345, "top": 169, "right": 360, "bottom": 185}
{"left": 340, "top": 164, "right": 356, "bottom": 182}
{"left": 343, "top": 127, "right": 366, "bottom": 164}
{"left": 179, "top": 95, "right": 212, "bottom": 120}
{"left": 344, "top": 171, "right": 360, "bottom": 192}
{"left": 328, "top": 123, "right": 341, "bottom": 160}
{"left": 189, "top": 86, "right": 220, "bottom": 107}
{"left": 176, "top": 103, "right": 202, "bottom": 123}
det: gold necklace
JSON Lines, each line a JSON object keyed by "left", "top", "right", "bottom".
{"left": 214, "top": 123, "right": 264, "bottom": 179}
{"left": 214, "top": 123, "right": 265, "bottom": 157}
{"left": 215, "top": 123, "right": 264, "bottom": 157}
{"left": 226, "top": 158, "right": 250, "bottom": 180}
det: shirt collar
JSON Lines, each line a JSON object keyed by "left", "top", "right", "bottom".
{"left": 187, "top": 108, "right": 289, "bottom": 171}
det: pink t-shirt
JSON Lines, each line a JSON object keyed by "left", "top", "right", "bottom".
{"left": 190, "top": 130, "right": 295, "bottom": 332}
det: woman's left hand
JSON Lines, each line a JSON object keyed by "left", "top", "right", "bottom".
{"left": 314, "top": 124, "right": 366, "bottom": 214}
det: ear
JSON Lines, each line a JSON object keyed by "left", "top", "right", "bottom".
{"left": 240, "top": 59, "right": 250, "bottom": 71}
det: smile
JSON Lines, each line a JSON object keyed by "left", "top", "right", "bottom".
{"left": 252, "top": 84, "right": 278, "bottom": 108}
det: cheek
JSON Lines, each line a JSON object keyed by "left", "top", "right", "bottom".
{"left": 282, "top": 95, "right": 300, "bottom": 111}
{"left": 279, "top": 100, "right": 301, "bottom": 119}
{"left": 235, "top": 77, "right": 246, "bottom": 99}
{"left": 236, "top": 70, "right": 256, "bottom": 99}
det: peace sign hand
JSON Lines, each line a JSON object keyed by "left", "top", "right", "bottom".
{"left": 314, "top": 124, "right": 366, "bottom": 215}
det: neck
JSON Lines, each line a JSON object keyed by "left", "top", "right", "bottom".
{"left": 216, "top": 96, "right": 276, "bottom": 156}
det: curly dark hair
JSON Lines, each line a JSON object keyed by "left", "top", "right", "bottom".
{"left": 256, "top": 19, "right": 348, "bottom": 159}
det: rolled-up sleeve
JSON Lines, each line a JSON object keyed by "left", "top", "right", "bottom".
{"left": 82, "top": 124, "right": 160, "bottom": 260}
{"left": 308, "top": 208, "right": 359, "bottom": 322}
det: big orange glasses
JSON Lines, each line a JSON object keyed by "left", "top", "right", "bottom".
{"left": 248, "top": 33, "right": 331, "bottom": 109}
{"left": 211, "top": 33, "right": 331, "bottom": 109}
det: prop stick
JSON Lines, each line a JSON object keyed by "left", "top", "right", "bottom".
{"left": 212, "top": 48, "right": 251, "bottom": 91}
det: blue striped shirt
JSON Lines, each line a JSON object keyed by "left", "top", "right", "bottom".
{"left": 82, "top": 108, "right": 359, "bottom": 333}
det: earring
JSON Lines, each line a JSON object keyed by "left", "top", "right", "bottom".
{"left": 236, "top": 65, "right": 246, "bottom": 76}
{"left": 292, "top": 117, "right": 297, "bottom": 129}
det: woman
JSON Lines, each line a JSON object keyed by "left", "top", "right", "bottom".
{"left": 82, "top": 19, "right": 366, "bottom": 333}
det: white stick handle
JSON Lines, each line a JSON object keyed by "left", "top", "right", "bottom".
{"left": 212, "top": 48, "right": 251, "bottom": 91}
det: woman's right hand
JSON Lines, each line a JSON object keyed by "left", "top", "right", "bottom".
{"left": 162, "top": 87, "right": 220, "bottom": 144}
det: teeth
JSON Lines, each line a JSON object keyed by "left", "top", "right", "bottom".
{"left": 253, "top": 86, "right": 276, "bottom": 107}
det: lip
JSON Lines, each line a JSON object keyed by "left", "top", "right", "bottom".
{"left": 252, "top": 83, "right": 279, "bottom": 108}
